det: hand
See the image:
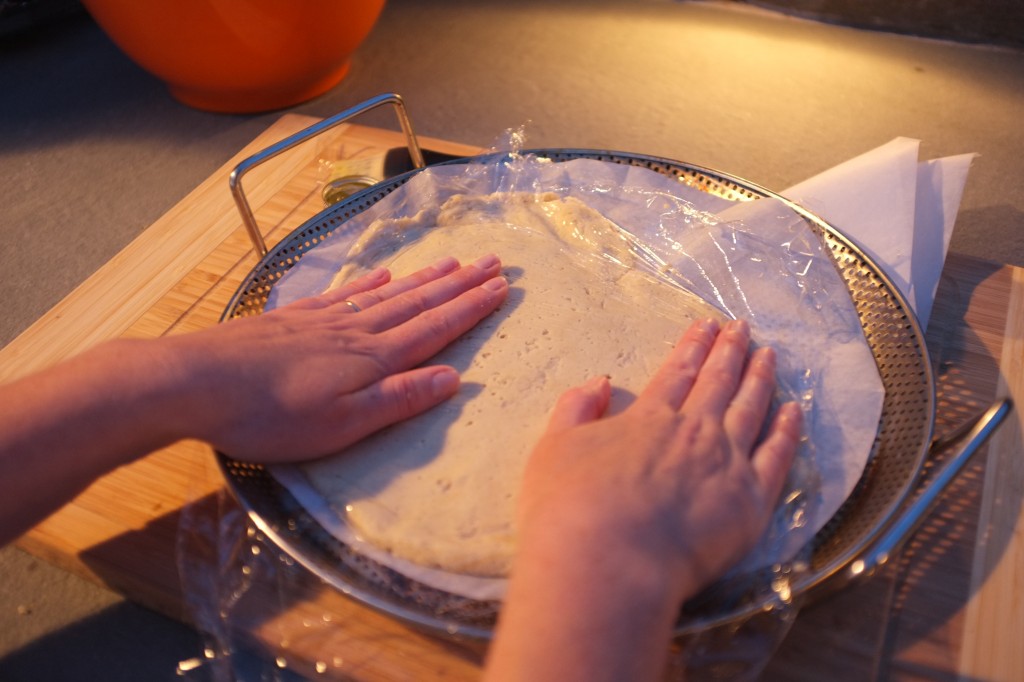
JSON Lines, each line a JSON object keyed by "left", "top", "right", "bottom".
{"left": 0, "top": 253, "right": 507, "bottom": 546}
{"left": 160, "top": 253, "right": 509, "bottom": 461}
{"left": 518, "top": 318, "right": 802, "bottom": 601}
{"left": 485, "top": 318, "right": 801, "bottom": 681}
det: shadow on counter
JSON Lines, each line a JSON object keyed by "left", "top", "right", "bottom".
{"left": 0, "top": 600, "right": 203, "bottom": 682}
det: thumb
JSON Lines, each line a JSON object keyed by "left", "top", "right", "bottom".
{"left": 544, "top": 375, "right": 612, "bottom": 435}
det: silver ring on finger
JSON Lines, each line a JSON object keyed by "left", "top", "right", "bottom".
{"left": 344, "top": 299, "right": 363, "bottom": 313}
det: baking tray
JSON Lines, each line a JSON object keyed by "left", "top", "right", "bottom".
{"left": 216, "top": 94, "right": 1009, "bottom": 640}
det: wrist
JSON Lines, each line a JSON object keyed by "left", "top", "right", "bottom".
{"left": 487, "top": 522, "right": 685, "bottom": 681}
{"left": 516, "top": 521, "right": 687, "bottom": 622}
{"left": 131, "top": 333, "right": 225, "bottom": 448}
{"left": 518, "top": 504, "right": 706, "bottom": 607}
{"left": 78, "top": 337, "right": 198, "bottom": 459}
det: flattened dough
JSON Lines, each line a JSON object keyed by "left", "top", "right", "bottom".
{"left": 300, "top": 192, "right": 726, "bottom": 577}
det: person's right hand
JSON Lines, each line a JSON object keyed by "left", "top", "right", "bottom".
{"left": 485, "top": 318, "right": 801, "bottom": 681}
{"left": 517, "top": 317, "right": 802, "bottom": 601}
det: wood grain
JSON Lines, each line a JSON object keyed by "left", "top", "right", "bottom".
{"left": 3, "top": 116, "right": 1020, "bottom": 680}
{"left": 4, "top": 116, "right": 489, "bottom": 678}
{"left": 959, "top": 265, "right": 1024, "bottom": 682}
{"left": 0, "top": 114, "right": 315, "bottom": 384}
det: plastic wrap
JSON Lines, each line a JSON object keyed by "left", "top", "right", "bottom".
{"left": 177, "top": 144, "right": 884, "bottom": 680}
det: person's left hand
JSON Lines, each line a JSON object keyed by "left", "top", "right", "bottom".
{"left": 157, "top": 253, "right": 508, "bottom": 461}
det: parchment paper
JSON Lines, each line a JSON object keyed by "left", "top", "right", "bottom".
{"left": 264, "top": 152, "right": 890, "bottom": 599}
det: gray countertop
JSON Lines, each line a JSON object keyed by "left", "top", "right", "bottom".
{"left": 2, "top": 1, "right": 1023, "bottom": 679}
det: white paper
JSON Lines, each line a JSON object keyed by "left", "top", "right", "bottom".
{"left": 783, "top": 137, "right": 921, "bottom": 312}
{"left": 267, "top": 157, "right": 885, "bottom": 596}
{"left": 910, "top": 154, "right": 975, "bottom": 329}
{"left": 264, "top": 141, "right": 973, "bottom": 600}
{"left": 781, "top": 138, "right": 973, "bottom": 331}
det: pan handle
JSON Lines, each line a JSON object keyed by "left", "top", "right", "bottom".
{"left": 845, "top": 397, "right": 1013, "bottom": 582}
{"left": 229, "top": 93, "right": 425, "bottom": 257}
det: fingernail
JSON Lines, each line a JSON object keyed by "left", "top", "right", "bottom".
{"left": 433, "top": 256, "right": 459, "bottom": 273}
{"left": 365, "top": 266, "right": 389, "bottom": 282}
{"left": 482, "top": 276, "right": 508, "bottom": 292}
{"left": 432, "top": 368, "right": 460, "bottom": 398}
{"left": 780, "top": 402, "right": 803, "bottom": 424}
{"left": 754, "top": 346, "right": 776, "bottom": 366}
{"left": 727, "top": 319, "right": 750, "bottom": 335}
{"left": 473, "top": 253, "right": 499, "bottom": 270}
{"left": 698, "top": 317, "right": 720, "bottom": 334}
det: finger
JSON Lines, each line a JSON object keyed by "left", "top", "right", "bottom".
{"left": 723, "top": 346, "right": 777, "bottom": 454}
{"left": 327, "top": 255, "right": 462, "bottom": 311}
{"left": 681, "top": 319, "right": 752, "bottom": 417}
{"left": 377, "top": 275, "right": 510, "bottom": 370}
{"left": 640, "top": 318, "right": 720, "bottom": 409}
{"left": 334, "top": 366, "right": 462, "bottom": 446}
{"left": 364, "top": 253, "right": 504, "bottom": 331}
{"left": 750, "top": 402, "right": 802, "bottom": 503}
{"left": 289, "top": 266, "right": 392, "bottom": 310}
{"left": 544, "top": 376, "right": 612, "bottom": 435}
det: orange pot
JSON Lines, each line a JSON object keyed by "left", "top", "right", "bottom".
{"left": 81, "top": 0, "right": 386, "bottom": 113}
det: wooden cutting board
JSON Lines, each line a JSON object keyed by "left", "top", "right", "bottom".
{"left": 3, "top": 115, "right": 1022, "bottom": 681}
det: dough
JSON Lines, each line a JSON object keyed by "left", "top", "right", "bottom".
{"left": 300, "top": 192, "right": 727, "bottom": 577}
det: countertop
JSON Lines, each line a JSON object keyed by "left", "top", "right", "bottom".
{"left": 2, "top": 1, "right": 1023, "bottom": 680}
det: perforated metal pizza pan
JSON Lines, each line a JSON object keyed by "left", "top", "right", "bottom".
{"left": 217, "top": 148, "right": 935, "bottom": 641}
